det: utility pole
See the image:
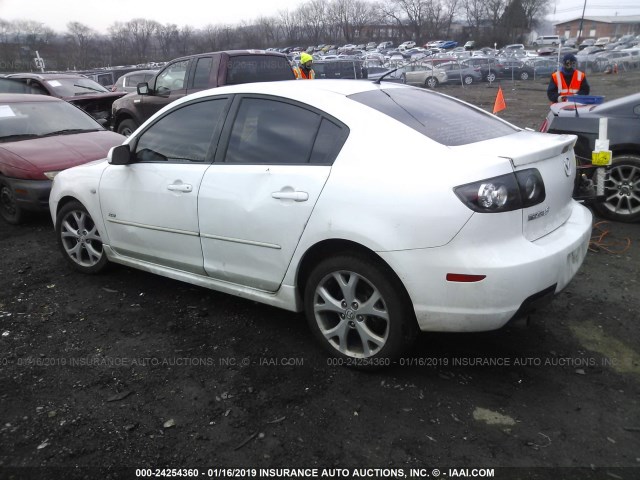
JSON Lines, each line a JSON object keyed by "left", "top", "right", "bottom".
{"left": 577, "top": 0, "right": 587, "bottom": 44}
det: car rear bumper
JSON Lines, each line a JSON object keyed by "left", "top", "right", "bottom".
{"left": 378, "top": 201, "right": 592, "bottom": 332}
{"left": 3, "top": 177, "right": 52, "bottom": 212}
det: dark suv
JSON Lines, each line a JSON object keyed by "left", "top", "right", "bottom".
{"left": 111, "top": 50, "right": 295, "bottom": 136}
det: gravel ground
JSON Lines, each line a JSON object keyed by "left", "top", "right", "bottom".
{"left": 1, "top": 70, "right": 639, "bottom": 480}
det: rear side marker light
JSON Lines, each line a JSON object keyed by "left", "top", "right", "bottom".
{"left": 446, "top": 274, "right": 486, "bottom": 282}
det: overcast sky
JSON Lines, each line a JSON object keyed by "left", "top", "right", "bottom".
{"left": 2, "top": 0, "right": 640, "bottom": 33}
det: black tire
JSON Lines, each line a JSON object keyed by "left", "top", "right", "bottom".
{"left": 117, "top": 119, "right": 138, "bottom": 137}
{"left": 593, "top": 154, "right": 640, "bottom": 223}
{"left": 463, "top": 75, "right": 474, "bottom": 85}
{"left": 0, "top": 179, "right": 25, "bottom": 225}
{"left": 56, "top": 200, "right": 109, "bottom": 273}
{"left": 425, "top": 76, "right": 438, "bottom": 88}
{"left": 486, "top": 72, "right": 496, "bottom": 82}
{"left": 304, "top": 252, "right": 417, "bottom": 367}
{"left": 520, "top": 71, "right": 529, "bottom": 80}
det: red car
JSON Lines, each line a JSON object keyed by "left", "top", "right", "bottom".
{"left": 0, "top": 94, "right": 125, "bottom": 224}
{"left": 1, "top": 73, "right": 126, "bottom": 125}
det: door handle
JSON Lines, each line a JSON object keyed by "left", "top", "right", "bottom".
{"left": 167, "top": 183, "right": 193, "bottom": 193}
{"left": 271, "top": 191, "right": 309, "bottom": 202}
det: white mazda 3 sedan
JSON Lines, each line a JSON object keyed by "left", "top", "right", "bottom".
{"left": 50, "top": 80, "right": 592, "bottom": 365}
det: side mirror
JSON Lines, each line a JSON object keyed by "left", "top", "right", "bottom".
{"left": 108, "top": 144, "right": 133, "bottom": 165}
{"left": 137, "top": 82, "right": 149, "bottom": 95}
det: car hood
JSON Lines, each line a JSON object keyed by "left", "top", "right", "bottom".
{"left": 0, "top": 131, "right": 124, "bottom": 178}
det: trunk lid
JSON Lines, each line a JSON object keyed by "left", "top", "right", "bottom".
{"left": 463, "top": 130, "right": 578, "bottom": 241}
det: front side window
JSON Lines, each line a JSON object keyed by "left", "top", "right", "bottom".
{"left": 193, "top": 57, "right": 213, "bottom": 89}
{"left": 155, "top": 60, "right": 189, "bottom": 93}
{"left": 134, "top": 99, "right": 227, "bottom": 163}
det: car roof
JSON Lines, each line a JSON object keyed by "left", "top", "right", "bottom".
{"left": 176, "top": 79, "right": 404, "bottom": 109}
{"left": 170, "top": 49, "right": 289, "bottom": 63}
{"left": 0, "top": 93, "right": 63, "bottom": 103}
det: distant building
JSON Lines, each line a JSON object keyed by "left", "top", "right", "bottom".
{"left": 554, "top": 15, "right": 640, "bottom": 40}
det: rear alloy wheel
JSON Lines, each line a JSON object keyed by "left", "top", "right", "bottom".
{"left": 117, "top": 119, "right": 138, "bottom": 137}
{"left": 56, "top": 200, "right": 109, "bottom": 273}
{"left": 486, "top": 72, "right": 497, "bottom": 82}
{"left": 520, "top": 71, "right": 529, "bottom": 80}
{"left": 463, "top": 75, "right": 474, "bottom": 85}
{"left": 594, "top": 154, "right": 640, "bottom": 222}
{"left": 0, "top": 180, "right": 25, "bottom": 225}
{"left": 304, "top": 254, "right": 417, "bottom": 366}
{"left": 425, "top": 76, "right": 439, "bottom": 88}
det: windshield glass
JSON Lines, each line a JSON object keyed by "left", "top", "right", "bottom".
{"left": 45, "top": 77, "right": 110, "bottom": 96}
{"left": 349, "top": 87, "right": 517, "bottom": 146}
{"left": 0, "top": 101, "right": 102, "bottom": 142}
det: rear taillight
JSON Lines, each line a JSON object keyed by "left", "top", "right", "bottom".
{"left": 454, "top": 169, "right": 546, "bottom": 213}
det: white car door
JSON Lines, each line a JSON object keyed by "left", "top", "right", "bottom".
{"left": 100, "top": 97, "right": 230, "bottom": 274}
{"left": 198, "top": 96, "right": 349, "bottom": 292}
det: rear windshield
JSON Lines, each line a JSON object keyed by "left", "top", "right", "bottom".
{"left": 226, "top": 55, "right": 295, "bottom": 84}
{"left": 349, "top": 87, "right": 517, "bottom": 146}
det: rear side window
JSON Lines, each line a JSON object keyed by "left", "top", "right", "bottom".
{"left": 349, "top": 88, "right": 517, "bottom": 146}
{"left": 226, "top": 55, "right": 294, "bottom": 84}
{"left": 224, "top": 97, "right": 347, "bottom": 165}
{"left": 193, "top": 57, "right": 213, "bottom": 89}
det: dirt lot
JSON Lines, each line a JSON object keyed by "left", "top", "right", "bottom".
{"left": 1, "top": 71, "right": 639, "bottom": 480}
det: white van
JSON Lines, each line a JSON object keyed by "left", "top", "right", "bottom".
{"left": 534, "top": 35, "right": 561, "bottom": 46}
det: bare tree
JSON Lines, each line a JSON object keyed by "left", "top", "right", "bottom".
{"left": 520, "top": 0, "right": 552, "bottom": 29}
{"left": 108, "top": 22, "right": 132, "bottom": 65}
{"left": 277, "top": 9, "right": 300, "bottom": 44}
{"left": 254, "top": 16, "right": 280, "bottom": 46}
{"left": 66, "top": 22, "right": 95, "bottom": 69}
{"left": 127, "top": 18, "right": 159, "bottom": 62}
{"left": 177, "top": 25, "right": 195, "bottom": 55}
{"left": 299, "top": 0, "right": 329, "bottom": 45}
{"left": 156, "top": 23, "right": 178, "bottom": 60}
{"left": 378, "top": 0, "right": 430, "bottom": 43}
{"left": 463, "top": 0, "right": 488, "bottom": 40}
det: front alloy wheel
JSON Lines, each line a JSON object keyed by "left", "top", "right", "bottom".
{"left": 463, "top": 75, "right": 474, "bottom": 85}
{"left": 56, "top": 200, "right": 109, "bottom": 273}
{"left": 304, "top": 254, "right": 417, "bottom": 364}
{"left": 486, "top": 72, "right": 497, "bottom": 82}
{"left": 594, "top": 154, "right": 640, "bottom": 222}
{"left": 520, "top": 71, "right": 529, "bottom": 80}
{"left": 425, "top": 76, "right": 438, "bottom": 88}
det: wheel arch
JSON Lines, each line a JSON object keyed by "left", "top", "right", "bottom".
{"left": 295, "top": 238, "right": 415, "bottom": 314}
{"left": 610, "top": 145, "right": 640, "bottom": 157}
{"left": 114, "top": 109, "right": 138, "bottom": 130}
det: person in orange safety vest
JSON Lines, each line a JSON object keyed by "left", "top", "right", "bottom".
{"left": 293, "top": 53, "right": 315, "bottom": 79}
{"left": 547, "top": 53, "right": 590, "bottom": 103}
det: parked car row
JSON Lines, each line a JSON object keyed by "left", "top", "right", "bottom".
{"left": 5, "top": 46, "right": 631, "bottom": 366}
